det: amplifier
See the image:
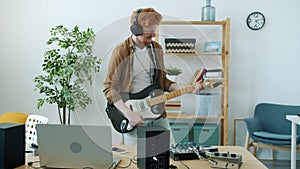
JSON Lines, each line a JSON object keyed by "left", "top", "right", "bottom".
{"left": 0, "top": 123, "right": 25, "bottom": 169}
{"left": 137, "top": 126, "right": 170, "bottom": 169}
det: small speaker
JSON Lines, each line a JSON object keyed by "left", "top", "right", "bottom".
{"left": 0, "top": 123, "right": 25, "bottom": 169}
{"left": 137, "top": 125, "right": 170, "bottom": 169}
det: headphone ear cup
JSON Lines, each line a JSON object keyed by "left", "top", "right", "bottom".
{"left": 130, "top": 24, "right": 143, "bottom": 36}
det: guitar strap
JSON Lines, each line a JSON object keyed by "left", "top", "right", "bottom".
{"left": 148, "top": 43, "right": 160, "bottom": 85}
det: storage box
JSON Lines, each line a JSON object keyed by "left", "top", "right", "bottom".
{"left": 181, "top": 94, "right": 195, "bottom": 114}
{"left": 170, "top": 123, "right": 189, "bottom": 144}
{"left": 193, "top": 124, "right": 219, "bottom": 146}
{"left": 0, "top": 123, "right": 25, "bottom": 169}
{"left": 195, "top": 92, "right": 221, "bottom": 117}
{"left": 165, "top": 38, "right": 196, "bottom": 53}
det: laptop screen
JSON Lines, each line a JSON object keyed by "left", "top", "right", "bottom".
{"left": 36, "top": 124, "right": 117, "bottom": 169}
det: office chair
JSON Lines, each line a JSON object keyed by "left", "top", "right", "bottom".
{"left": 25, "top": 114, "right": 49, "bottom": 146}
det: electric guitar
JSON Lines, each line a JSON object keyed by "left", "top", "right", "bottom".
{"left": 105, "top": 79, "right": 223, "bottom": 133}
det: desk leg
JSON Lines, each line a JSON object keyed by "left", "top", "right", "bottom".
{"left": 291, "top": 122, "right": 297, "bottom": 169}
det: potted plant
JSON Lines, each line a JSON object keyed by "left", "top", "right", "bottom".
{"left": 33, "top": 25, "right": 101, "bottom": 125}
{"left": 166, "top": 64, "right": 182, "bottom": 82}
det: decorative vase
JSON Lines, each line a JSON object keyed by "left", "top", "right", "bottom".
{"left": 201, "top": 0, "right": 216, "bottom": 21}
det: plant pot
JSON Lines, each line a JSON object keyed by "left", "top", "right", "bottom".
{"left": 167, "top": 75, "right": 179, "bottom": 82}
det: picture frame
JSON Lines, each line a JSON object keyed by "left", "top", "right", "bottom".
{"left": 204, "top": 41, "right": 222, "bottom": 54}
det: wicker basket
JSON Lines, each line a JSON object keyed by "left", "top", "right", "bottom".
{"left": 165, "top": 38, "right": 196, "bottom": 53}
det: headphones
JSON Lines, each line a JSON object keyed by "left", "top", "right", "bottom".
{"left": 130, "top": 9, "right": 143, "bottom": 36}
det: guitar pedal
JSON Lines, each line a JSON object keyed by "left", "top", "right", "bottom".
{"left": 206, "top": 151, "right": 242, "bottom": 168}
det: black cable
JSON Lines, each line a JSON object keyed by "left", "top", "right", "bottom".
{"left": 115, "top": 159, "right": 132, "bottom": 168}
{"left": 169, "top": 164, "right": 178, "bottom": 169}
{"left": 107, "top": 161, "right": 116, "bottom": 169}
{"left": 130, "top": 155, "right": 137, "bottom": 164}
{"left": 114, "top": 155, "right": 138, "bottom": 168}
{"left": 120, "top": 121, "right": 126, "bottom": 144}
{"left": 27, "top": 161, "right": 44, "bottom": 169}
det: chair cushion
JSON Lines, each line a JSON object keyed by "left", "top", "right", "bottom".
{"left": 0, "top": 112, "right": 29, "bottom": 124}
{"left": 253, "top": 131, "right": 298, "bottom": 141}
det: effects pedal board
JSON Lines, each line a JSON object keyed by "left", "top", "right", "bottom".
{"left": 170, "top": 151, "right": 199, "bottom": 161}
{"left": 170, "top": 143, "right": 217, "bottom": 161}
{"left": 170, "top": 142, "right": 200, "bottom": 161}
{"left": 207, "top": 151, "right": 243, "bottom": 168}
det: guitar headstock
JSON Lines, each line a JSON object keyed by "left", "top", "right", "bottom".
{"left": 195, "top": 79, "right": 223, "bottom": 89}
{"left": 203, "top": 79, "right": 223, "bottom": 89}
{"left": 193, "top": 68, "right": 223, "bottom": 89}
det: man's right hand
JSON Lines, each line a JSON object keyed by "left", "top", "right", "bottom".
{"left": 113, "top": 99, "right": 144, "bottom": 127}
{"left": 124, "top": 110, "right": 144, "bottom": 127}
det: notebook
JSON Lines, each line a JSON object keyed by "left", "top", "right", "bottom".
{"left": 36, "top": 124, "right": 120, "bottom": 169}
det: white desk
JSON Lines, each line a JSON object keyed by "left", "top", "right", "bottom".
{"left": 286, "top": 115, "right": 300, "bottom": 169}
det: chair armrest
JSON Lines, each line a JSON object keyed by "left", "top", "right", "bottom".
{"left": 244, "top": 117, "right": 263, "bottom": 135}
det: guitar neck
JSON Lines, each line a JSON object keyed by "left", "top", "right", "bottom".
{"left": 146, "top": 80, "right": 222, "bottom": 107}
{"left": 147, "top": 85, "right": 194, "bottom": 107}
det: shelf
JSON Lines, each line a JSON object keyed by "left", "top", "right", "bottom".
{"left": 164, "top": 53, "right": 224, "bottom": 57}
{"left": 167, "top": 113, "right": 224, "bottom": 120}
{"left": 158, "top": 18, "right": 230, "bottom": 145}
{"left": 160, "top": 20, "right": 227, "bottom": 25}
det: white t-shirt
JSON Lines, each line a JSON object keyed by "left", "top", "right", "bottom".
{"left": 131, "top": 46, "right": 154, "bottom": 93}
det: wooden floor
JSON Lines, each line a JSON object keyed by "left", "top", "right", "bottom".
{"left": 260, "top": 159, "right": 300, "bottom": 169}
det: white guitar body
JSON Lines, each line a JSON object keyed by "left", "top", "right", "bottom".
{"left": 124, "top": 97, "right": 163, "bottom": 120}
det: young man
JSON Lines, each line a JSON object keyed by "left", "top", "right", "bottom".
{"left": 103, "top": 8, "right": 203, "bottom": 145}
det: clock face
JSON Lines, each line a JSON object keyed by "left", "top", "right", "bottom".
{"left": 247, "top": 12, "right": 265, "bottom": 30}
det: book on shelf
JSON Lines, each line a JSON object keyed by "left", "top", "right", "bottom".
{"left": 165, "top": 101, "right": 181, "bottom": 113}
{"left": 165, "top": 109, "right": 181, "bottom": 113}
{"left": 189, "top": 68, "right": 223, "bottom": 84}
{"left": 189, "top": 68, "right": 207, "bottom": 84}
{"left": 165, "top": 101, "right": 181, "bottom": 106}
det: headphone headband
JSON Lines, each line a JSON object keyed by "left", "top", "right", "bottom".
{"left": 133, "top": 9, "right": 143, "bottom": 25}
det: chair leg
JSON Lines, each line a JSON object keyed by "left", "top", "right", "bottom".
{"left": 253, "top": 146, "right": 257, "bottom": 157}
{"left": 244, "top": 131, "right": 250, "bottom": 150}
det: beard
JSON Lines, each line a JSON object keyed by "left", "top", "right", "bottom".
{"left": 143, "top": 35, "right": 153, "bottom": 45}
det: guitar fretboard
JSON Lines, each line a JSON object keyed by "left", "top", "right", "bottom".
{"left": 147, "top": 85, "right": 194, "bottom": 107}
{"left": 146, "top": 80, "right": 222, "bottom": 107}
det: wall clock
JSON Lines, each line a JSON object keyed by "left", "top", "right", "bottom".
{"left": 246, "top": 11, "right": 265, "bottom": 30}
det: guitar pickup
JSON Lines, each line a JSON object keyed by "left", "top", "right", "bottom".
{"left": 127, "top": 99, "right": 149, "bottom": 112}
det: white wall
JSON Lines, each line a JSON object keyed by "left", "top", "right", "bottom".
{"left": 1, "top": 0, "right": 300, "bottom": 157}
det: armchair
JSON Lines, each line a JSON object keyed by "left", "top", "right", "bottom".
{"left": 244, "top": 103, "right": 300, "bottom": 158}
{"left": 0, "top": 112, "right": 28, "bottom": 124}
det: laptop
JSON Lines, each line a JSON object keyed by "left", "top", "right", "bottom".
{"left": 36, "top": 124, "right": 120, "bottom": 169}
